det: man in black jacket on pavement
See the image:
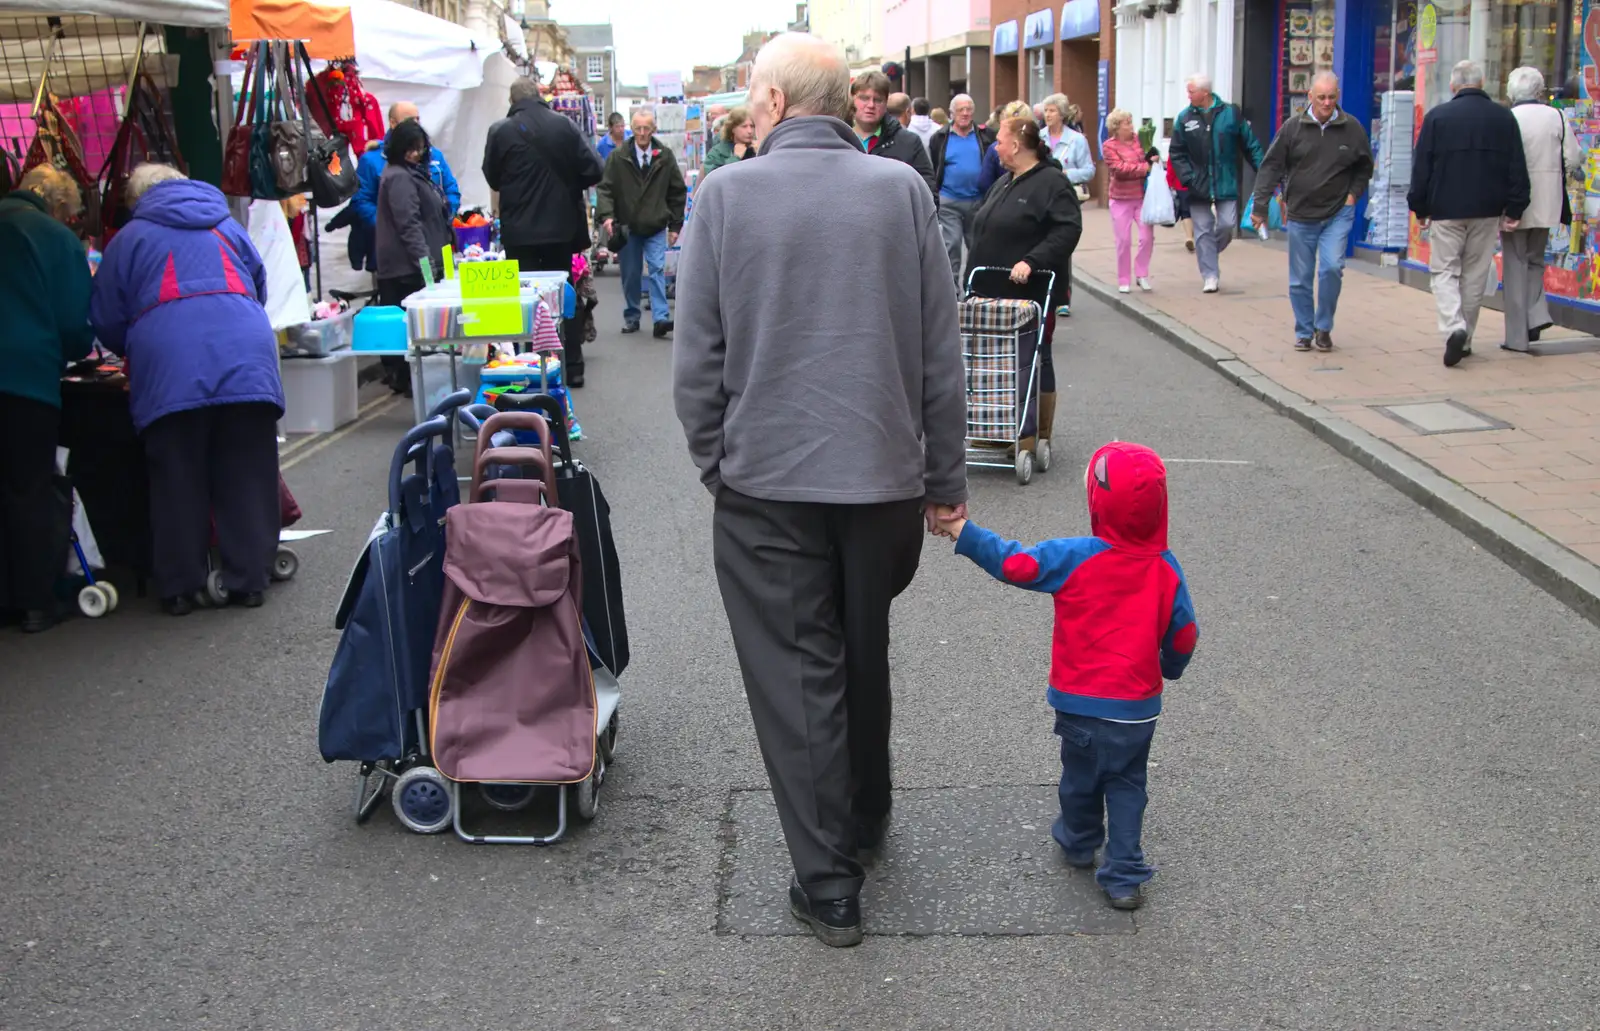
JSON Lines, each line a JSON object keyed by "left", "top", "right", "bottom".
{"left": 1408, "top": 59, "right": 1530, "bottom": 368}
{"left": 850, "top": 71, "right": 935, "bottom": 197}
{"left": 597, "top": 107, "right": 688, "bottom": 339}
{"left": 484, "top": 77, "right": 604, "bottom": 382}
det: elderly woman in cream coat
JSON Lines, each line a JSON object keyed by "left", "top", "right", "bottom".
{"left": 1504, "top": 66, "right": 1582, "bottom": 352}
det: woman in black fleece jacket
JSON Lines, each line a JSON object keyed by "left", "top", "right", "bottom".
{"left": 966, "top": 116, "right": 1083, "bottom": 455}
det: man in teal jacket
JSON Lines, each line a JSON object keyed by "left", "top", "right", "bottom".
{"left": 1168, "top": 73, "right": 1265, "bottom": 293}
{"left": 0, "top": 167, "right": 94, "bottom": 632}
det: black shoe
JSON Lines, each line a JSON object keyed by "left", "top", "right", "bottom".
{"left": 1313, "top": 330, "right": 1334, "bottom": 352}
{"left": 1444, "top": 329, "right": 1468, "bottom": 367}
{"left": 229, "top": 591, "right": 265, "bottom": 609}
{"left": 788, "top": 879, "right": 863, "bottom": 948}
{"left": 653, "top": 320, "right": 673, "bottom": 339}
{"left": 621, "top": 321, "right": 641, "bottom": 334}
{"left": 21, "top": 609, "right": 56, "bottom": 634}
{"left": 1530, "top": 322, "right": 1552, "bottom": 342}
{"left": 1107, "top": 885, "right": 1145, "bottom": 911}
{"left": 567, "top": 367, "right": 585, "bottom": 388}
{"left": 161, "top": 595, "right": 194, "bottom": 617}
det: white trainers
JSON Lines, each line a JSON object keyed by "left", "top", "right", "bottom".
{"left": 1202, "top": 277, "right": 1219, "bottom": 293}
{"left": 1136, "top": 277, "right": 1153, "bottom": 292}
{"left": 1118, "top": 284, "right": 1131, "bottom": 294}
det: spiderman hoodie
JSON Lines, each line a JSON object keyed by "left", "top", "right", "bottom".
{"left": 954, "top": 442, "right": 1198, "bottom": 720}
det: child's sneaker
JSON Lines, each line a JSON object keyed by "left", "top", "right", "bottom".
{"left": 1106, "top": 885, "right": 1145, "bottom": 911}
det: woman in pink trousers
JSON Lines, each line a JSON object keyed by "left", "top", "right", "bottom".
{"left": 1102, "top": 109, "right": 1156, "bottom": 293}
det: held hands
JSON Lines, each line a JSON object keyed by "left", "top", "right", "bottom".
{"left": 1009, "top": 260, "right": 1032, "bottom": 284}
{"left": 1502, "top": 217, "right": 1520, "bottom": 232}
{"left": 924, "top": 502, "right": 968, "bottom": 540}
{"left": 602, "top": 218, "right": 614, "bottom": 236}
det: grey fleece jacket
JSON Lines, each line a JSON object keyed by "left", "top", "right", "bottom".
{"left": 673, "top": 115, "right": 968, "bottom": 506}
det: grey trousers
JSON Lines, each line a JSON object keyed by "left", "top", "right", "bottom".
{"left": 1499, "top": 227, "right": 1553, "bottom": 350}
{"left": 1188, "top": 198, "right": 1238, "bottom": 282}
{"left": 1428, "top": 217, "right": 1501, "bottom": 340}
{"left": 938, "top": 196, "right": 981, "bottom": 291}
{"left": 712, "top": 488, "right": 924, "bottom": 901}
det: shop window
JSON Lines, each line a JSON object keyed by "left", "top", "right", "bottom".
{"left": 1028, "top": 49, "right": 1054, "bottom": 106}
{"left": 1281, "top": 0, "right": 1338, "bottom": 122}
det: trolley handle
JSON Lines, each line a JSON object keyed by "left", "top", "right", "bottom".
{"left": 427, "top": 388, "right": 474, "bottom": 420}
{"left": 492, "top": 392, "right": 571, "bottom": 465}
{"left": 387, "top": 415, "right": 450, "bottom": 516}
{"left": 471, "top": 446, "right": 559, "bottom": 507}
{"left": 964, "top": 265, "right": 1057, "bottom": 311}
{"left": 456, "top": 403, "right": 500, "bottom": 432}
{"left": 475, "top": 411, "right": 555, "bottom": 468}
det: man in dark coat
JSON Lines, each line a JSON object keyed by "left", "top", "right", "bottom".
{"left": 483, "top": 77, "right": 605, "bottom": 380}
{"left": 597, "top": 107, "right": 688, "bottom": 339}
{"left": 1408, "top": 59, "right": 1531, "bottom": 367}
{"left": 849, "top": 70, "right": 935, "bottom": 197}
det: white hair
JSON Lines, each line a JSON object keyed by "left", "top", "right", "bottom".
{"left": 1310, "top": 70, "right": 1339, "bottom": 91}
{"left": 1506, "top": 66, "right": 1545, "bottom": 103}
{"left": 631, "top": 105, "right": 656, "bottom": 128}
{"left": 950, "top": 93, "right": 975, "bottom": 110}
{"left": 126, "top": 162, "right": 186, "bottom": 207}
{"left": 1450, "top": 60, "right": 1485, "bottom": 90}
{"left": 751, "top": 31, "right": 849, "bottom": 120}
{"left": 1185, "top": 72, "right": 1213, "bottom": 93}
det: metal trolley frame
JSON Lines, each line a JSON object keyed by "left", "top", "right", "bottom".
{"left": 960, "top": 266, "right": 1057, "bottom": 485}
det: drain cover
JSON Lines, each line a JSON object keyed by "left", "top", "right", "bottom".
{"left": 1375, "top": 400, "right": 1510, "bottom": 434}
{"left": 718, "top": 786, "right": 1136, "bottom": 937}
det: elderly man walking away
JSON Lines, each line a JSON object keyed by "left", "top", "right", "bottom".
{"left": 1503, "top": 65, "right": 1581, "bottom": 353}
{"left": 1250, "top": 72, "right": 1372, "bottom": 352}
{"left": 929, "top": 93, "right": 996, "bottom": 289}
{"left": 484, "top": 77, "right": 605, "bottom": 383}
{"left": 1408, "top": 60, "right": 1530, "bottom": 367}
{"left": 850, "top": 70, "right": 936, "bottom": 196}
{"left": 674, "top": 31, "right": 968, "bottom": 948}
{"left": 598, "top": 107, "right": 688, "bottom": 339}
{"left": 1169, "top": 73, "right": 1265, "bottom": 293}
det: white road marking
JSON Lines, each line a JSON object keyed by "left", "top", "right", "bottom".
{"left": 281, "top": 396, "right": 404, "bottom": 470}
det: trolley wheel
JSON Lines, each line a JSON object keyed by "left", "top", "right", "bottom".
{"left": 100, "top": 582, "right": 120, "bottom": 612}
{"left": 271, "top": 546, "right": 300, "bottom": 582}
{"left": 600, "top": 713, "right": 619, "bottom": 762}
{"left": 1015, "top": 449, "right": 1035, "bottom": 486}
{"left": 570, "top": 755, "right": 605, "bottom": 823}
{"left": 1036, "top": 438, "right": 1052, "bottom": 473}
{"left": 205, "top": 570, "right": 229, "bottom": 607}
{"left": 392, "top": 765, "right": 453, "bottom": 834}
{"left": 77, "top": 584, "right": 110, "bottom": 619}
{"left": 478, "top": 782, "right": 536, "bottom": 812}
{"left": 355, "top": 761, "right": 393, "bottom": 823}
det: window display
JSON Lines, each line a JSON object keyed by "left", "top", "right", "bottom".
{"left": 1281, "top": 0, "right": 1339, "bottom": 121}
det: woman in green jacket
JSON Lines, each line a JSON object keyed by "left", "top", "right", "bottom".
{"left": 0, "top": 166, "right": 94, "bottom": 632}
{"left": 703, "top": 106, "right": 757, "bottom": 175}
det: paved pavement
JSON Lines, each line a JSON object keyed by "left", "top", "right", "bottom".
{"left": 1075, "top": 207, "right": 1600, "bottom": 579}
{"left": 3, "top": 278, "right": 1598, "bottom": 1029}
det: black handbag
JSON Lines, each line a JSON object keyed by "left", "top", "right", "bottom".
{"left": 1558, "top": 108, "right": 1573, "bottom": 227}
{"left": 297, "top": 42, "right": 359, "bottom": 207}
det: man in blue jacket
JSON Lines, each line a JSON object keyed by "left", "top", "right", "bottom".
{"left": 351, "top": 102, "right": 460, "bottom": 235}
{"left": 1168, "top": 73, "right": 1265, "bottom": 294}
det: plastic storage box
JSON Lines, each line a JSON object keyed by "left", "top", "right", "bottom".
{"left": 284, "top": 309, "right": 355, "bottom": 357}
{"left": 280, "top": 352, "right": 359, "bottom": 433}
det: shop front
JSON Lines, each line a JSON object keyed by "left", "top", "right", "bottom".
{"left": 1024, "top": 7, "right": 1056, "bottom": 103}
{"left": 1391, "top": 0, "right": 1598, "bottom": 325}
{"left": 994, "top": 17, "right": 1021, "bottom": 104}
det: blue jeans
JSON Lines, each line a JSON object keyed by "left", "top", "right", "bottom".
{"left": 619, "top": 227, "right": 670, "bottom": 325}
{"left": 1052, "top": 710, "right": 1157, "bottom": 895}
{"left": 1286, "top": 205, "right": 1355, "bottom": 339}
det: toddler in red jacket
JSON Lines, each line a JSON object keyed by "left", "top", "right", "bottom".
{"left": 935, "top": 441, "right": 1198, "bottom": 909}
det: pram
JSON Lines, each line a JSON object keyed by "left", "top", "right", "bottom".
{"left": 960, "top": 266, "right": 1057, "bottom": 486}
{"left": 318, "top": 390, "right": 473, "bottom": 828}
{"left": 425, "top": 409, "right": 621, "bottom": 845}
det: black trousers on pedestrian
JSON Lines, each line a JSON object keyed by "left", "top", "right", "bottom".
{"left": 378, "top": 274, "right": 426, "bottom": 393}
{"left": 141, "top": 402, "right": 281, "bottom": 600}
{"left": 0, "top": 393, "right": 64, "bottom": 611}
{"left": 504, "top": 244, "right": 583, "bottom": 376}
{"left": 712, "top": 488, "right": 924, "bottom": 902}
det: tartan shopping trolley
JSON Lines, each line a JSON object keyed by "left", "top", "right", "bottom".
{"left": 959, "top": 266, "right": 1057, "bottom": 485}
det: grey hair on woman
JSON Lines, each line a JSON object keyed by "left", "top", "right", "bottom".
{"left": 126, "top": 163, "right": 186, "bottom": 207}
{"left": 1041, "top": 93, "right": 1071, "bottom": 121}
{"left": 17, "top": 165, "right": 84, "bottom": 221}
{"left": 1506, "top": 66, "right": 1546, "bottom": 104}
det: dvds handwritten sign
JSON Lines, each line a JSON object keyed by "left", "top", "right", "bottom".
{"left": 460, "top": 260, "right": 522, "bottom": 337}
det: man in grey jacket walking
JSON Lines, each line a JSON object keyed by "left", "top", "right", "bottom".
{"left": 1250, "top": 71, "right": 1373, "bottom": 352}
{"left": 673, "top": 31, "right": 968, "bottom": 948}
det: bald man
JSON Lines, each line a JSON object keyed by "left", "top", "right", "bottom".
{"left": 674, "top": 31, "right": 966, "bottom": 948}
{"left": 887, "top": 91, "right": 911, "bottom": 127}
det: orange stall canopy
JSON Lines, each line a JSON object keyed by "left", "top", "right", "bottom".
{"left": 230, "top": 0, "right": 355, "bottom": 59}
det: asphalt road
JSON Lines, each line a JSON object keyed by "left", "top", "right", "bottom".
{"left": 3, "top": 279, "right": 1596, "bottom": 1030}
